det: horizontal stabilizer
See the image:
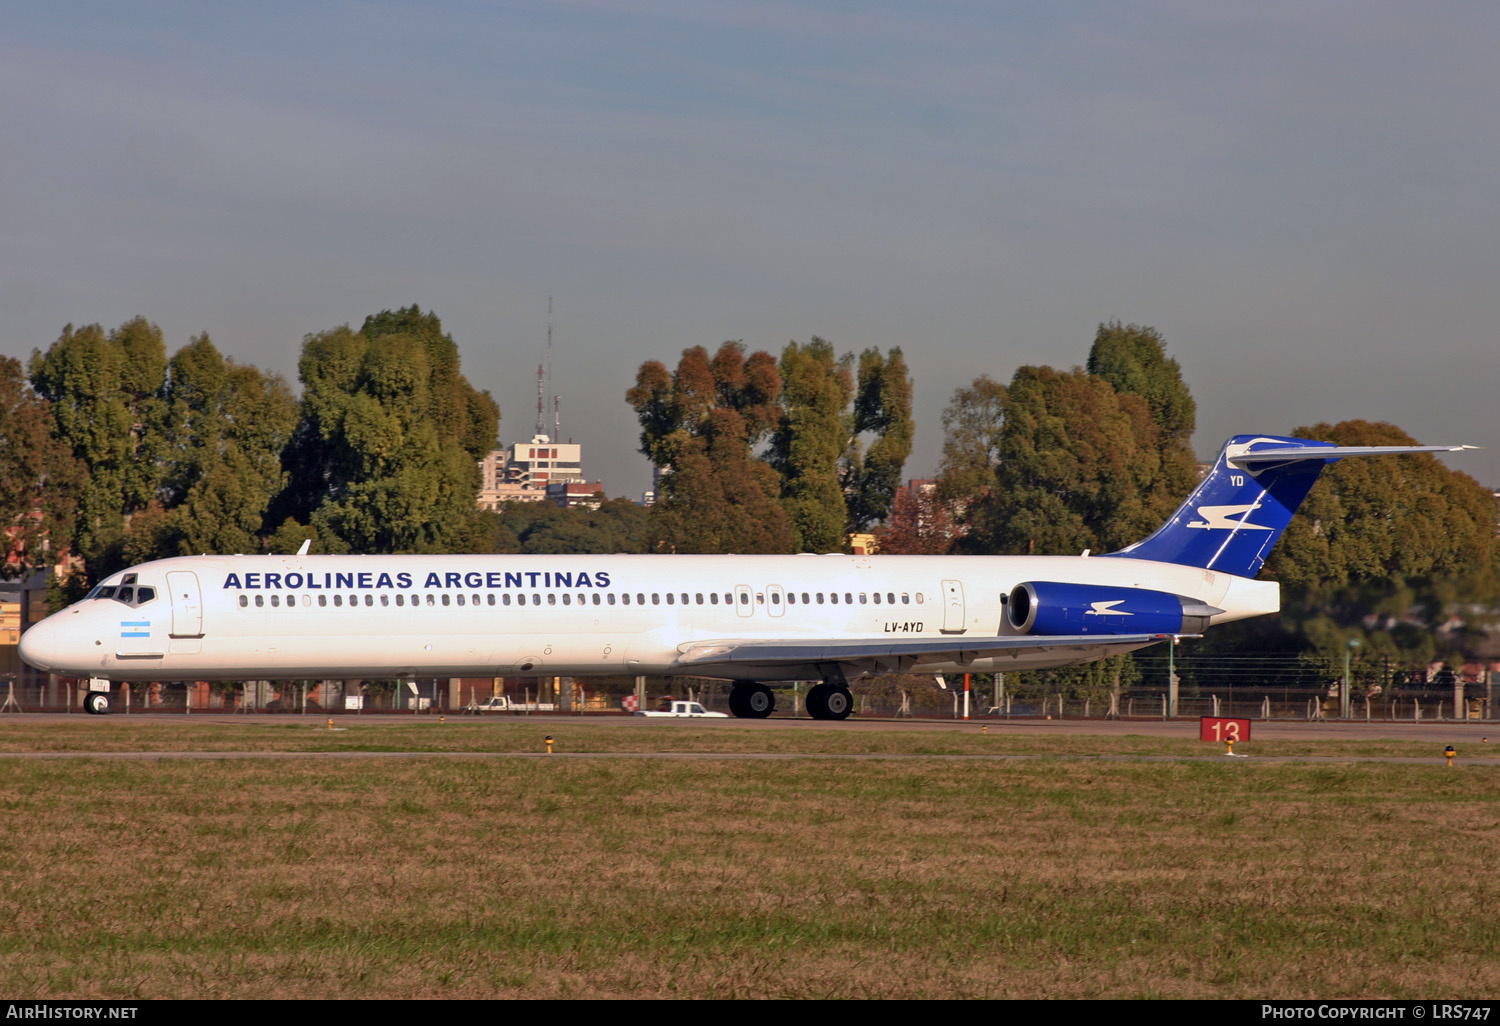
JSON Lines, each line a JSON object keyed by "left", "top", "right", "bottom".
{"left": 1228, "top": 444, "right": 1475, "bottom": 466}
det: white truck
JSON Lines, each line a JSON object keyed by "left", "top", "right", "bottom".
{"left": 470, "top": 696, "right": 557, "bottom": 714}
{"left": 635, "top": 700, "right": 728, "bottom": 719}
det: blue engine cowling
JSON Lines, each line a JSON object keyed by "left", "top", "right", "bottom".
{"left": 1005, "top": 581, "right": 1210, "bottom": 636}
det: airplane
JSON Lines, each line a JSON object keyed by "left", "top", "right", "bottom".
{"left": 18, "top": 434, "right": 1474, "bottom": 719}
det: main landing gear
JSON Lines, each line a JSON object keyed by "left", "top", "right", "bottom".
{"left": 729, "top": 682, "right": 775, "bottom": 719}
{"left": 84, "top": 691, "right": 110, "bottom": 715}
{"left": 726, "top": 681, "right": 854, "bottom": 720}
{"left": 805, "top": 683, "right": 853, "bottom": 721}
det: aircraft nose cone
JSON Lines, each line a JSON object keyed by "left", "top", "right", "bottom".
{"left": 19, "top": 616, "right": 68, "bottom": 673}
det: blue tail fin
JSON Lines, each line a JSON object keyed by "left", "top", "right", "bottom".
{"left": 1108, "top": 435, "right": 1334, "bottom": 576}
{"left": 1108, "top": 434, "right": 1473, "bottom": 576}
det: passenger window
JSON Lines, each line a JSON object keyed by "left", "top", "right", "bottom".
{"left": 709, "top": 593, "right": 718, "bottom": 605}
{"left": 830, "top": 593, "right": 838, "bottom": 604}
{"left": 738, "top": 593, "right": 749, "bottom": 605}
{"left": 473, "top": 594, "right": 480, "bottom": 605}
{"left": 592, "top": 594, "right": 601, "bottom": 605}
{"left": 681, "top": 593, "right": 689, "bottom": 605}
{"left": 607, "top": 594, "right": 616, "bottom": 605}
{"left": 395, "top": 594, "right": 404, "bottom": 607}
{"left": 622, "top": 594, "right": 630, "bottom": 605}
{"left": 442, "top": 594, "right": 450, "bottom": 606}
{"left": 845, "top": 593, "right": 853, "bottom": 604}
{"left": 652, "top": 594, "right": 660, "bottom": 605}
{"left": 562, "top": 594, "right": 571, "bottom": 605}
{"left": 695, "top": 593, "right": 703, "bottom": 604}
{"left": 319, "top": 595, "right": 327, "bottom": 607}
{"left": 888, "top": 593, "right": 896, "bottom": 604}
{"left": 458, "top": 594, "right": 466, "bottom": 606}
{"left": 334, "top": 595, "right": 342, "bottom": 607}
{"left": 871, "top": 593, "right": 879, "bottom": 604}
{"left": 256, "top": 595, "right": 265, "bottom": 607}
{"left": 272, "top": 594, "right": 281, "bottom": 607}
{"left": 427, "top": 594, "right": 435, "bottom": 606}
{"left": 637, "top": 593, "right": 645, "bottom": 605}
{"left": 816, "top": 593, "right": 824, "bottom": 604}
{"left": 381, "top": 594, "right": 390, "bottom": 607}
{"left": 288, "top": 595, "right": 295, "bottom": 607}
{"left": 239, "top": 595, "right": 248, "bottom": 608}
{"left": 802, "top": 593, "right": 810, "bottom": 604}
{"left": 916, "top": 593, "right": 924, "bottom": 604}
{"left": 517, "top": 594, "right": 526, "bottom": 606}
{"left": 503, "top": 594, "right": 512, "bottom": 606}
{"left": 771, "top": 592, "right": 780, "bottom": 604}
{"left": 364, "top": 595, "right": 373, "bottom": 607}
{"left": 487, "top": 594, "right": 495, "bottom": 606}
{"left": 902, "top": 593, "right": 910, "bottom": 605}
{"left": 547, "top": 594, "right": 556, "bottom": 606}
{"left": 666, "top": 593, "right": 674, "bottom": 605}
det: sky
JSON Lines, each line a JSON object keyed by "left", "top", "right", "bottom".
{"left": 4, "top": 1, "right": 1498, "bottom": 497}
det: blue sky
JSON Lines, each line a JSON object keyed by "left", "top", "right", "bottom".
{"left": 4, "top": 1, "right": 1498, "bottom": 496}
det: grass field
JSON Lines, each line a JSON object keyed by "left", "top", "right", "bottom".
{"left": 1, "top": 720, "right": 1497, "bottom": 999}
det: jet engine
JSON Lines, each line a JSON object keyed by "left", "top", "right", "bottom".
{"left": 1005, "top": 581, "right": 1221, "bottom": 636}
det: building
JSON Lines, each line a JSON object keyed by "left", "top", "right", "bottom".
{"left": 478, "top": 435, "right": 591, "bottom": 511}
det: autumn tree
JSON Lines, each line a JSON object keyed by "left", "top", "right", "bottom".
{"left": 627, "top": 342, "right": 792, "bottom": 553}
{"left": 0, "top": 356, "right": 80, "bottom": 575}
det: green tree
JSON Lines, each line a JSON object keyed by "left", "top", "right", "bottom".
{"left": 1085, "top": 321, "right": 1198, "bottom": 519}
{"left": 770, "top": 338, "right": 853, "bottom": 552}
{"left": 28, "top": 318, "right": 169, "bottom": 589}
{"left": 281, "top": 308, "right": 500, "bottom": 554}
{"left": 491, "top": 497, "right": 650, "bottom": 554}
{"left": 956, "top": 365, "right": 1166, "bottom": 555}
{"left": 843, "top": 347, "right": 914, "bottom": 533}
{"left": 158, "top": 334, "right": 298, "bottom": 556}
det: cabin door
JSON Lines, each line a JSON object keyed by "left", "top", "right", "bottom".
{"left": 940, "top": 579, "right": 966, "bottom": 635}
{"left": 167, "top": 571, "right": 205, "bottom": 637}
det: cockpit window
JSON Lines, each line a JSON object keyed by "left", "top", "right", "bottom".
{"left": 91, "top": 583, "right": 155, "bottom": 606}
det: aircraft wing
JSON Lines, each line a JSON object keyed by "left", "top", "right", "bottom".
{"left": 672, "top": 633, "right": 1176, "bottom": 679}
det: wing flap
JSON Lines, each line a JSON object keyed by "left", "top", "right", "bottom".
{"left": 673, "top": 633, "right": 1177, "bottom": 679}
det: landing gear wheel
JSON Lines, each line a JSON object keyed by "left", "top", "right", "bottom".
{"left": 84, "top": 692, "right": 110, "bottom": 715}
{"left": 805, "top": 684, "right": 829, "bottom": 719}
{"left": 730, "top": 682, "right": 775, "bottom": 719}
{"left": 823, "top": 685, "right": 853, "bottom": 721}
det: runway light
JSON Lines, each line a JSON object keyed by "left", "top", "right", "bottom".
{"left": 1445, "top": 745, "right": 1456, "bottom": 767}
{"left": 981, "top": 724, "right": 988, "bottom": 735}
{"left": 326, "top": 718, "right": 334, "bottom": 730}
{"left": 545, "top": 735, "right": 554, "bottom": 755}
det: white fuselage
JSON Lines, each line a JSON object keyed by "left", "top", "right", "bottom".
{"left": 18, "top": 553, "right": 1279, "bottom": 683}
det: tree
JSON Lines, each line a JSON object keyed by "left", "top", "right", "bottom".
{"left": 627, "top": 342, "right": 792, "bottom": 553}
{"left": 872, "top": 484, "right": 955, "bottom": 555}
{"left": 954, "top": 365, "right": 1167, "bottom": 555}
{"left": 158, "top": 334, "right": 298, "bottom": 556}
{"left": 491, "top": 498, "right": 650, "bottom": 554}
{"left": 280, "top": 308, "right": 500, "bottom": 554}
{"left": 1085, "top": 321, "right": 1198, "bottom": 516}
{"left": 843, "top": 347, "right": 914, "bottom": 533}
{"left": 770, "top": 338, "right": 853, "bottom": 552}
{"left": 0, "top": 356, "right": 80, "bottom": 575}
{"left": 28, "top": 318, "right": 169, "bottom": 589}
